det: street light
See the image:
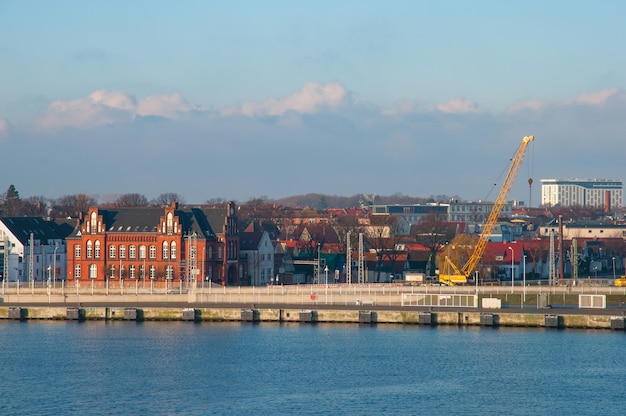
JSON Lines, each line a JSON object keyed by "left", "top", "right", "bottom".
{"left": 522, "top": 255, "right": 527, "bottom": 307}
{"left": 612, "top": 257, "right": 616, "bottom": 280}
{"left": 508, "top": 246, "right": 514, "bottom": 291}
{"left": 324, "top": 265, "right": 329, "bottom": 304}
{"left": 53, "top": 243, "right": 58, "bottom": 289}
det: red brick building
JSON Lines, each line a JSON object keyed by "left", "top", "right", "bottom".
{"left": 66, "top": 201, "right": 243, "bottom": 285}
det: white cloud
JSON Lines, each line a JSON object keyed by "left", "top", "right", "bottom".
{"left": 38, "top": 92, "right": 135, "bottom": 129}
{"left": 565, "top": 88, "right": 620, "bottom": 105}
{"left": 436, "top": 98, "right": 479, "bottom": 114}
{"left": 37, "top": 90, "right": 200, "bottom": 130}
{"left": 137, "top": 92, "right": 199, "bottom": 119}
{"left": 507, "top": 88, "right": 625, "bottom": 114}
{"left": 0, "top": 117, "right": 9, "bottom": 141}
{"left": 88, "top": 89, "right": 137, "bottom": 111}
{"left": 506, "top": 99, "right": 546, "bottom": 114}
{"left": 223, "top": 82, "right": 348, "bottom": 116}
{"left": 381, "top": 99, "right": 421, "bottom": 116}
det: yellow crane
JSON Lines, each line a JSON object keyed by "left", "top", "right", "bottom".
{"left": 439, "top": 135, "right": 535, "bottom": 286}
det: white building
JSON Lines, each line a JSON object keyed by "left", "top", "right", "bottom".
{"left": 0, "top": 217, "right": 67, "bottom": 283}
{"left": 541, "top": 179, "right": 623, "bottom": 209}
{"left": 240, "top": 230, "right": 275, "bottom": 286}
{"left": 448, "top": 201, "right": 513, "bottom": 223}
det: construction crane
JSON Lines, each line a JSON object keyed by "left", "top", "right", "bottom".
{"left": 439, "top": 135, "right": 535, "bottom": 286}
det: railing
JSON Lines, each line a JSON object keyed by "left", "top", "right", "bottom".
{"left": 1, "top": 281, "right": 625, "bottom": 309}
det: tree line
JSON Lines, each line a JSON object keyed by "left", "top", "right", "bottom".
{"left": 0, "top": 184, "right": 187, "bottom": 218}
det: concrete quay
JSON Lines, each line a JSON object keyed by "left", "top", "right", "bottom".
{"left": 1, "top": 284, "right": 626, "bottom": 330}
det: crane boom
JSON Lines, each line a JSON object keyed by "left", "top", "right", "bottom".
{"left": 440, "top": 135, "right": 535, "bottom": 285}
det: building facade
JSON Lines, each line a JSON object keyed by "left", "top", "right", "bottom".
{"left": 448, "top": 201, "right": 513, "bottom": 223}
{"left": 0, "top": 217, "right": 67, "bottom": 283}
{"left": 66, "top": 202, "right": 243, "bottom": 286}
{"left": 541, "top": 179, "right": 623, "bottom": 209}
{"left": 240, "top": 230, "right": 275, "bottom": 286}
{"left": 370, "top": 204, "right": 448, "bottom": 225}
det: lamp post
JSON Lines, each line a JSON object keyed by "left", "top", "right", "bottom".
{"left": 612, "top": 257, "right": 616, "bottom": 280}
{"left": 324, "top": 265, "right": 329, "bottom": 304}
{"left": 522, "top": 255, "right": 527, "bottom": 307}
{"left": 508, "top": 246, "right": 514, "bottom": 291}
{"left": 53, "top": 244, "right": 58, "bottom": 289}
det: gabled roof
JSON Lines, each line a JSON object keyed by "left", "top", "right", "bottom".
{"left": 240, "top": 231, "right": 264, "bottom": 250}
{"left": 70, "top": 206, "right": 226, "bottom": 240}
{"left": 101, "top": 208, "right": 164, "bottom": 233}
{"left": 1, "top": 217, "right": 64, "bottom": 245}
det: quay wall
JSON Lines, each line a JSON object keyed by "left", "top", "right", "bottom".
{"left": 1, "top": 305, "right": 624, "bottom": 330}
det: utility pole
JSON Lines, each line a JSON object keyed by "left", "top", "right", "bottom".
{"left": 558, "top": 215, "right": 564, "bottom": 284}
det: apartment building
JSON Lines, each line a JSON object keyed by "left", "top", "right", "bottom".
{"left": 541, "top": 179, "right": 623, "bottom": 209}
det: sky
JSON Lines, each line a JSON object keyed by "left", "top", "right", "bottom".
{"left": 1, "top": 1, "right": 626, "bottom": 206}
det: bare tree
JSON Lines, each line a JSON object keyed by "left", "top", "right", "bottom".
{"left": 152, "top": 193, "right": 185, "bottom": 206}
{"left": 22, "top": 196, "right": 51, "bottom": 217}
{"left": 365, "top": 215, "right": 401, "bottom": 282}
{"left": 412, "top": 214, "right": 458, "bottom": 276}
{"left": 206, "top": 198, "right": 227, "bottom": 205}
{"left": 55, "top": 193, "right": 97, "bottom": 217}
{"left": 114, "top": 193, "right": 149, "bottom": 207}
{"left": 332, "top": 215, "right": 366, "bottom": 248}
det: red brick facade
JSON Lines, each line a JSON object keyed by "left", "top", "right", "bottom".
{"left": 66, "top": 202, "right": 243, "bottom": 285}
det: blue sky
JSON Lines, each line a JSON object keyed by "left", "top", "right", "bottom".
{"left": 1, "top": 1, "right": 626, "bottom": 205}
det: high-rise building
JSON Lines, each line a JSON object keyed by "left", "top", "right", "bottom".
{"left": 540, "top": 179, "right": 623, "bottom": 209}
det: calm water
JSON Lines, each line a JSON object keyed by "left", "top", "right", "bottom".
{"left": 0, "top": 321, "right": 624, "bottom": 416}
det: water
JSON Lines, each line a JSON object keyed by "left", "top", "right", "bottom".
{"left": 0, "top": 321, "right": 624, "bottom": 416}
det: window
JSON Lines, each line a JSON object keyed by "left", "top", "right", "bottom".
{"left": 149, "top": 265, "right": 156, "bottom": 279}
{"left": 119, "top": 265, "right": 125, "bottom": 279}
{"left": 209, "top": 246, "right": 213, "bottom": 259}
{"left": 130, "top": 265, "right": 136, "bottom": 279}
{"left": 218, "top": 247, "right": 222, "bottom": 259}
{"left": 167, "top": 213, "right": 173, "bottom": 234}
{"left": 120, "top": 245, "right": 126, "bottom": 259}
{"left": 140, "top": 264, "right": 146, "bottom": 279}
{"left": 149, "top": 245, "right": 156, "bottom": 259}
{"left": 171, "top": 242, "right": 177, "bottom": 259}
{"left": 162, "top": 242, "right": 169, "bottom": 259}
{"left": 74, "top": 245, "right": 81, "bottom": 258}
{"left": 139, "top": 245, "right": 146, "bottom": 259}
{"left": 109, "top": 265, "right": 115, "bottom": 278}
{"left": 166, "top": 265, "right": 174, "bottom": 280}
{"left": 129, "top": 245, "right": 136, "bottom": 259}
{"left": 109, "top": 245, "right": 116, "bottom": 259}
{"left": 86, "top": 241, "right": 93, "bottom": 258}
{"left": 90, "top": 212, "right": 97, "bottom": 234}
{"left": 89, "top": 264, "right": 97, "bottom": 279}
{"left": 94, "top": 241, "right": 101, "bottom": 259}
{"left": 74, "top": 265, "right": 81, "bottom": 279}
{"left": 191, "top": 246, "right": 197, "bottom": 259}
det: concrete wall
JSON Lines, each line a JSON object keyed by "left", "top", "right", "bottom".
{"left": 0, "top": 305, "right": 618, "bottom": 330}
